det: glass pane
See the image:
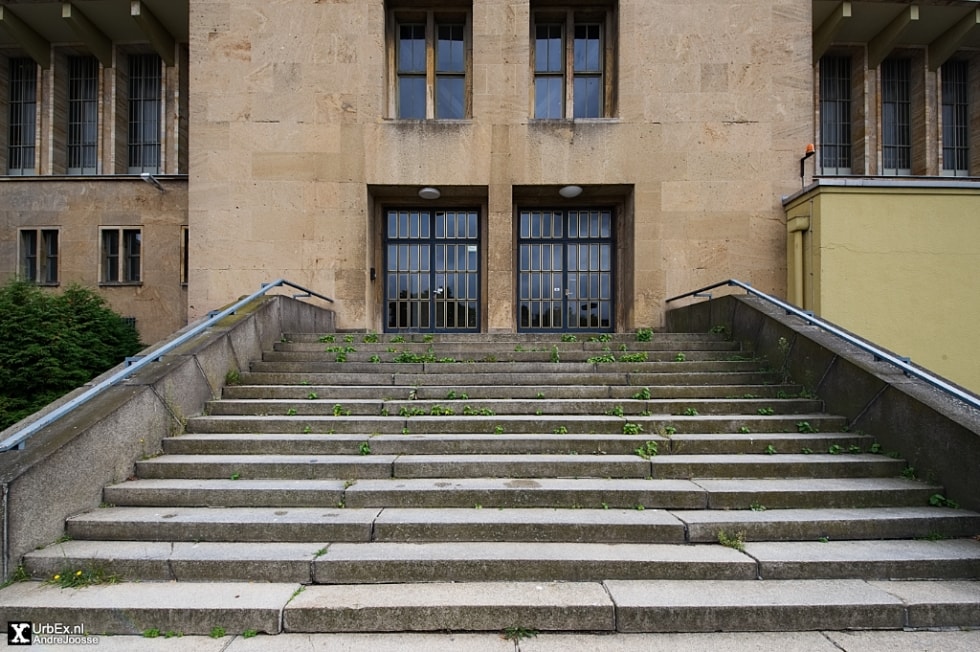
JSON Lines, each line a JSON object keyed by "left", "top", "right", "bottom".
{"left": 398, "top": 24, "right": 426, "bottom": 73}
{"left": 535, "top": 24, "right": 563, "bottom": 73}
{"left": 574, "top": 24, "right": 601, "bottom": 72}
{"left": 437, "top": 24, "right": 465, "bottom": 72}
{"left": 574, "top": 77, "right": 601, "bottom": 118}
{"left": 535, "top": 77, "right": 563, "bottom": 119}
{"left": 398, "top": 77, "right": 426, "bottom": 119}
{"left": 437, "top": 76, "right": 465, "bottom": 119}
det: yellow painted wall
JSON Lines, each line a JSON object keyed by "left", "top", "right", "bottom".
{"left": 786, "top": 182, "right": 980, "bottom": 394}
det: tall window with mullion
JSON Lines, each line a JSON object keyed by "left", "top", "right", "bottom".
{"left": 573, "top": 23, "right": 603, "bottom": 118}
{"left": 393, "top": 7, "right": 470, "bottom": 120}
{"left": 534, "top": 23, "right": 565, "bottom": 119}
{"left": 68, "top": 56, "right": 99, "bottom": 174}
{"left": 101, "top": 228, "right": 142, "bottom": 283}
{"left": 941, "top": 60, "right": 969, "bottom": 176}
{"left": 819, "top": 56, "right": 852, "bottom": 175}
{"left": 128, "top": 54, "right": 162, "bottom": 174}
{"left": 8, "top": 58, "right": 37, "bottom": 175}
{"left": 881, "top": 58, "right": 911, "bottom": 175}
{"left": 19, "top": 229, "right": 58, "bottom": 284}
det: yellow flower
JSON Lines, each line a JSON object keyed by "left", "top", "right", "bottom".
{"left": 53, "top": 574, "right": 61, "bottom": 581}
{"left": 75, "top": 570, "right": 83, "bottom": 576}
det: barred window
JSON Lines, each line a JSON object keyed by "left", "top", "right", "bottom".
{"left": 941, "top": 60, "right": 969, "bottom": 176}
{"left": 8, "top": 58, "right": 37, "bottom": 175}
{"left": 819, "top": 56, "right": 852, "bottom": 175}
{"left": 881, "top": 58, "right": 912, "bottom": 175}
{"left": 67, "top": 56, "right": 99, "bottom": 174}
{"left": 128, "top": 54, "right": 162, "bottom": 174}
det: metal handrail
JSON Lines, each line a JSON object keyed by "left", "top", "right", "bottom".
{"left": 0, "top": 279, "right": 333, "bottom": 452}
{"left": 667, "top": 279, "right": 980, "bottom": 412}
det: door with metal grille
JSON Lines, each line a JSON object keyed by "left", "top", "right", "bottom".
{"left": 385, "top": 208, "right": 480, "bottom": 332}
{"left": 518, "top": 208, "right": 614, "bottom": 332}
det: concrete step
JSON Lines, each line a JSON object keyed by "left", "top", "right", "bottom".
{"left": 238, "top": 370, "right": 780, "bottom": 387}
{"left": 24, "top": 541, "right": 758, "bottom": 583}
{"left": 222, "top": 383, "right": 808, "bottom": 400}
{"left": 745, "top": 539, "right": 980, "bottom": 579}
{"left": 133, "top": 452, "right": 899, "bottom": 481}
{"left": 203, "top": 397, "right": 825, "bottom": 417}
{"left": 285, "top": 332, "right": 734, "bottom": 345}
{"left": 162, "top": 432, "right": 870, "bottom": 457}
{"left": 3, "top": 579, "right": 976, "bottom": 635}
{"left": 264, "top": 350, "right": 750, "bottom": 363}
{"left": 183, "top": 414, "right": 847, "bottom": 435}
{"left": 247, "top": 360, "right": 768, "bottom": 375}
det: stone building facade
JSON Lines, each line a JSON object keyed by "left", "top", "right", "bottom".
{"left": 1, "top": 1, "right": 978, "bottom": 342}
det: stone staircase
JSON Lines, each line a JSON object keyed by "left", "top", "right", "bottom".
{"left": 4, "top": 332, "right": 980, "bottom": 635}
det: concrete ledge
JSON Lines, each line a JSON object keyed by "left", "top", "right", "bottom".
{"left": 667, "top": 295, "right": 980, "bottom": 512}
{"left": 0, "top": 295, "right": 335, "bottom": 580}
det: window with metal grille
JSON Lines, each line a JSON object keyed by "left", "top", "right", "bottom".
{"left": 8, "top": 57, "right": 37, "bottom": 175}
{"left": 391, "top": 5, "right": 470, "bottom": 120}
{"left": 128, "top": 53, "right": 161, "bottom": 174}
{"left": 881, "top": 58, "right": 911, "bottom": 175}
{"left": 941, "top": 60, "right": 969, "bottom": 176}
{"left": 532, "top": 5, "right": 613, "bottom": 120}
{"left": 101, "top": 228, "right": 142, "bottom": 283}
{"left": 68, "top": 56, "right": 99, "bottom": 174}
{"left": 19, "top": 229, "right": 59, "bottom": 284}
{"left": 819, "top": 56, "right": 852, "bottom": 175}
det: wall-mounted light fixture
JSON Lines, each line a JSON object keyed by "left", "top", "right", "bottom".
{"left": 418, "top": 186, "right": 441, "bottom": 200}
{"left": 558, "top": 185, "right": 583, "bottom": 199}
{"left": 140, "top": 172, "right": 165, "bottom": 192}
{"left": 800, "top": 144, "right": 815, "bottom": 189}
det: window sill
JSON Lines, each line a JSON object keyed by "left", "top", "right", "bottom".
{"left": 99, "top": 282, "right": 143, "bottom": 287}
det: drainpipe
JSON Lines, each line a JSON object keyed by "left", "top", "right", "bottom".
{"left": 787, "top": 205, "right": 812, "bottom": 308}
{"left": 2, "top": 482, "right": 8, "bottom": 580}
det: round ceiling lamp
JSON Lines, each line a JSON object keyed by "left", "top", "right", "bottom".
{"left": 418, "top": 187, "right": 441, "bottom": 200}
{"left": 558, "top": 185, "right": 583, "bottom": 199}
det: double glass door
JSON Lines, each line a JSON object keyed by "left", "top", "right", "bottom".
{"left": 385, "top": 208, "right": 480, "bottom": 332}
{"left": 518, "top": 208, "right": 614, "bottom": 332}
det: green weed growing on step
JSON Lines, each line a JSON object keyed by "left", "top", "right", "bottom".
{"left": 606, "top": 405, "right": 625, "bottom": 418}
{"left": 828, "top": 444, "right": 843, "bottom": 455}
{"left": 494, "top": 425, "right": 505, "bottom": 434}
{"left": 463, "top": 405, "right": 494, "bottom": 416}
{"left": 636, "top": 328, "right": 653, "bottom": 341}
{"left": 224, "top": 369, "right": 241, "bottom": 386}
{"left": 47, "top": 566, "right": 120, "bottom": 589}
{"left": 682, "top": 407, "right": 699, "bottom": 416}
{"left": 920, "top": 531, "right": 948, "bottom": 541}
{"left": 363, "top": 332, "right": 379, "bottom": 343}
{"left": 870, "top": 442, "right": 883, "bottom": 454}
{"left": 307, "top": 391, "right": 319, "bottom": 400}
{"left": 622, "top": 422, "right": 643, "bottom": 435}
{"left": 334, "top": 352, "right": 347, "bottom": 362}
{"left": 553, "top": 425, "right": 569, "bottom": 435}
{"left": 800, "top": 447, "right": 813, "bottom": 454}
{"left": 399, "top": 405, "right": 426, "bottom": 417}
{"left": 660, "top": 424, "right": 677, "bottom": 437}
{"left": 619, "top": 352, "right": 648, "bottom": 363}
{"left": 514, "top": 344, "right": 524, "bottom": 352}
{"left": 764, "top": 444, "right": 777, "bottom": 455}
{"left": 634, "top": 441, "right": 659, "bottom": 459}
{"left": 447, "top": 390, "right": 469, "bottom": 400}
{"left": 502, "top": 626, "right": 539, "bottom": 643}
{"left": 535, "top": 391, "right": 546, "bottom": 399}
{"left": 358, "top": 442, "right": 372, "bottom": 456}
{"left": 750, "top": 502, "right": 767, "bottom": 512}
{"left": 588, "top": 333, "right": 612, "bottom": 342}
{"left": 710, "top": 324, "right": 728, "bottom": 335}
{"left": 369, "top": 355, "right": 381, "bottom": 363}
{"left": 848, "top": 444, "right": 862, "bottom": 454}
{"left": 302, "top": 425, "right": 313, "bottom": 434}
{"left": 588, "top": 354, "right": 616, "bottom": 363}
{"left": 429, "top": 405, "right": 455, "bottom": 416}
{"left": 632, "top": 387, "right": 651, "bottom": 400}
{"left": 717, "top": 530, "right": 746, "bottom": 552}
{"left": 0, "top": 565, "right": 29, "bottom": 589}
{"left": 325, "top": 345, "right": 357, "bottom": 354}
{"left": 143, "top": 629, "right": 161, "bottom": 638}
{"left": 286, "top": 408, "right": 298, "bottom": 416}
{"left": 797, "top": 421, "right": 817, "bottom": 433}
{"left": 210, "top": 627, "right": 226, "bottom": 639}
{"left": 343, "top": 334, "right": 355, "bottom": 343}
{"left": 230, "top": 472, "right": 241, "bottom": 480}
{"left": 391, "top": 335, "right": 406, "bottom": 343}
{"left": 560, "top": 334, "right": 577, "bottom": 342}
{"left": 287, "top": 586, "right": 306, "bottom": 604}
{"left": 550, "top": 346, "right": 560, "bottom": 363}
{"left": 318, "top": 335, "right": 335, "bottom": 343}
{"left": 314, "top": 547, "right": 328, "bottom": 557}
{"left": 738, "top": 426, "right": 751, "bottom": 434}
{"left": 757, "top": 407, "right": 775, "bottom": 416}
{"left": 242, "top": 630, "right": 258, "bottom": 639}
{"left": 930, "top": 494, "right": 959, "bottom": 509}
{"left": 818, "top": 536, "right": 830, "bottom": 543}
{"left": 619, "top": 344, "right": 628, "bottom": 352}
{"left": 901, "top": 466, "right": 917, "bottom": 479}
{"left": 674, "top": 352, "right": 686, "bottom": 362}
{"left": 423, "top": 334, "right": 434, "bottom": 343}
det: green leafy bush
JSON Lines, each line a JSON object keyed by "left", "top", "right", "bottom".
{"left": 0, "top": 280, "right": 143, "bottom": 430}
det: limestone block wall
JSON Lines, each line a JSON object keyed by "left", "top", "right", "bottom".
{"left": 188, "top": 0, "right": 812, "bottom": 330}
